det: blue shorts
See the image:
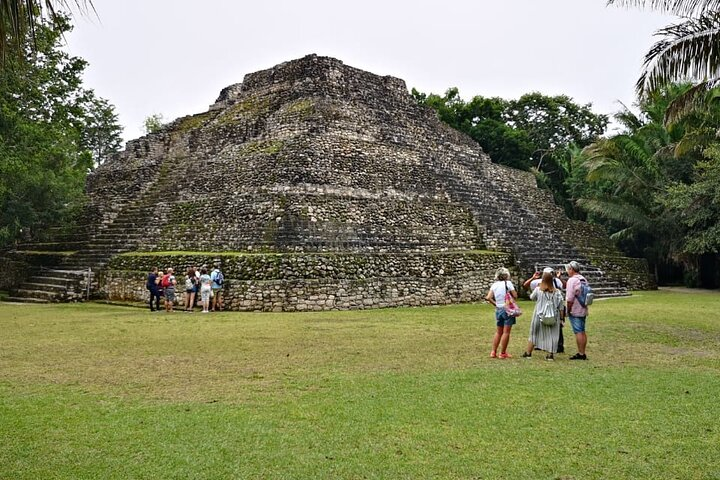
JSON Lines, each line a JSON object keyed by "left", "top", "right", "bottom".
{"left": 495, "top": 308, "right": 516, "bottom": 327}
{"left": 569, "top": 315, "right": 586, "bottom": 334}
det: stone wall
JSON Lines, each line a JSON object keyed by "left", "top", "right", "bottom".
{"left": 0, "top": 256, "right": 32, "bottom": 290}
{"left": 102, "top": 251, "right": 516, "bottom": 311}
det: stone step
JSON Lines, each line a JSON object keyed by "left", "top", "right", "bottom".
{"left": 20, "top": 282, "right": 70, "bottom": 293}
{"left": 15, "top": 241, "right": 88, "bottom": 251}
{"left": 11, "top": 288, "right": 65, "bottom": 301}
{"left": 4, "top": 296, "right": 50, "bottom": 304}
{"left": 34, "top": 269, "right": 91, "bottom": 279}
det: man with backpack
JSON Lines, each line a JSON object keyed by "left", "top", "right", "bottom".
{"left": 210, "top": 264, "right": 225, "bottom": 312}
{"left": 565, "top": 261, "right": 591, "bottom": 360}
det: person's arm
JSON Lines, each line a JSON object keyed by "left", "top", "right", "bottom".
{"left": 556, "top": 271, "right": 567, "bottom": 288}
{"left": 510, "top": 282, "right": 518, "bottom": 299}
{"left": 523, "top": 272, "right": 540, "bottom": 290}
{"left": 486, "top": 288, "right": 496, "bottom": 306}
{"left": 566, "top": 278, "right": 575, "bottom": 312}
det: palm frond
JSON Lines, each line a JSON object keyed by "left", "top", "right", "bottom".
{"left": 609, "top": 226, "right": 640, "bottom": 241}
{"left": 607, "top": 0, "right": 720, "bottom": 16}
{"left": 0, "top": 0, "right": 96, "bottom": 64}
{"left": 664, "top": 78, "right": 720, "bottom": 124}
{"left": 577, "top": 198, "right": 654, "bottom": 229}
{"left": 613, "top": 102, "right": 644, "bottom": 132}
{"left": 637, "top": 12, "right": 720, "bottom": 97}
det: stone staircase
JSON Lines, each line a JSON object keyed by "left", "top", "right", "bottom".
{"left": 432, "top": 155, "right": 631, "bottom": 298}
{"left": 7, "top": 187, "right": 166, "bottom": 304}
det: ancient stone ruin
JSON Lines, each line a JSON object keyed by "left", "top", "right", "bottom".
{"left": 3, "top": 54, "right": 653, "bottom": 310}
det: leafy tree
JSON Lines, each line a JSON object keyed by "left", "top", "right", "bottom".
{"left": 412, "top": 87, "right": 535, "bottom": 170}
{"left": 572, "top": 83, "right": 720, "bottom": 285}
{"left": 0, "top": 0, "right": 94, "bottom": 65}
{"left": 661, "top": 145, "right": 720, "bottom": 267}
{"left": 0, "top": 13, "right": 121, "bottom": 247}
{"left": 506, "top": 93, "right": 608, "bottom": 211}
{"left": 143, "top": 113, "right": 166, "bottom": 134}
{"left": 413, "top": 88, "right": 607, "bottom": 213}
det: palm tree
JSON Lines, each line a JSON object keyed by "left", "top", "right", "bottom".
{"left": 0, "top": 0, "right": 94, "bottom": 64}
{"left": 607, "top": 0, "right": 720, "bottom": 122}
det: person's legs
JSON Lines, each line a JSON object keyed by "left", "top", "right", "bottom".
{"left": 576, "top": 332, "right": 587, "bottom": 355}
{"left": 149, "top": 292, "right": 155, "bottom": 311}
{"left": 569, "top": 316, "right": 588, "bottom": 359}
{"left": 500, "top": 326, "right": 512, "bottom": 354}
{"left": 524, "top": 340, "right": 534, "bottom": 356}
{"left": 492, "top": 326, "right": 503, "bottom": 356}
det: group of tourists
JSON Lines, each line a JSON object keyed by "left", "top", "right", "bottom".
{"left": 146, "top": 264, "right": 225, "bottom": 313}
{"left": 486, "top": 261, "right": 591, "bottom": 361}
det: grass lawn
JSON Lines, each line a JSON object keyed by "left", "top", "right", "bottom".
{"left": 1, "top": 290, "right": 719, "bottom": 479}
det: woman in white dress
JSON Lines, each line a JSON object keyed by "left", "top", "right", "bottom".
{"left": 522, "top": 271, "right": 564, "bottom": 360}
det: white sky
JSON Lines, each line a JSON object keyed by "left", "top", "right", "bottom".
{"left": 65, "top": 0, "right": 676, "bottom": 143}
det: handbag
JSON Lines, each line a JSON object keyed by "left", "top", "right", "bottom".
{"left": 503, "top": 281, "right": 522, "bottom": 317}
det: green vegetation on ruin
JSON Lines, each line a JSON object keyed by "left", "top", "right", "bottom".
{"left": 0, "top": 290, "right": 718, "bottom": 479}
{"left": 175, "top": 111, "right": 216, "bottom": 133}
{"left": 238, "top": 139, "right": 285, "bottom": 156}
{"left": 215, "top": 97, "right": 273, "bottom": 126}
{"left": 285, "top": 98, "right": 315, "bottom": 117}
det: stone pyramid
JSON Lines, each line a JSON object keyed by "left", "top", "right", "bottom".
{"left": 6, "top": 55, "right": 653, "bottom": 309}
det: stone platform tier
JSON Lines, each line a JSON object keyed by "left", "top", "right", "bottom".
{"left": 4, "top": 54, "right": 653, "bottom": 308}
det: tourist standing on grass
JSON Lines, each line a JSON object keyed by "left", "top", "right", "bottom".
{"left": 184, "top": 267, "right": 197, "bottom": 312}
{"left": 146, "top": 267, "right": 161, "bottom": 312}
{"left": 485, "top": 267, "right": 518, "bottom": 359}
{"left": 523, "top": 271, "right": 564, "bottom": 360}
{"left": 565, "top": 261, "right": 589, "bottom": 360}
{"left": 163, "top": 267, "right": 177, "bottom": 313}
{"left": 193, "top": 265, "right": 201, "bottom": 307}
{"left": 210, "top": 264, "right": 224, "bottom": 312}
{"left": 523, "top": 267, "right": 566, "bottom": 353}
{"left": 199, "top": 267, "right": 212, "bottom": 313}
{"left": 157, "top": 270, "right": 165, "bottom": 303}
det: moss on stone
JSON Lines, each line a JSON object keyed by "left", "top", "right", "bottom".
{"left": 238, "top": 140, "right": 285, "bottom": 156}
{"left": 285, "top": 99, "right": 315, "bottom": 116}
{"left": 215, "top": 97, "right": 273, "bottom": 126}
{"left": 176, "top": 111, "right": 215, "bottom": 133}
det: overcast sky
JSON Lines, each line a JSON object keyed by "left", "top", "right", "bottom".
{"left": 65, "top": 0, "right": 676, "bottom": 143}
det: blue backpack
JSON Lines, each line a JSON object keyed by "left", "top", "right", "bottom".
{"left": 577, "top": 280, "right": 593, "bottom": 307}
{"left": 214, "top": 270, "right": 224, "bottom": 286}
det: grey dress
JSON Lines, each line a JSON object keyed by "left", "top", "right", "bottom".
{"left": 528, "top": 287, "right": 564, "bottom": 353}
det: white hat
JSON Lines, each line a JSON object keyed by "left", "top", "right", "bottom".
{"left": 542, "top": 267, "right": 554, "bottom": 273}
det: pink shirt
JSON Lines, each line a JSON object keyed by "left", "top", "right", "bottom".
{"left": 566, "top": 274, "right": 588, "bottom": 317}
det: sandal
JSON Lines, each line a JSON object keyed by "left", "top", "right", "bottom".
{"left": 490, "top": 351, "right": 497, "bottom": 358}
{"left": 499, "top": 352, "right": 512, "bottom": 359}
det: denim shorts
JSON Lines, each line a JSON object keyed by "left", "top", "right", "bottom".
{"left": 569, "top": 315, "right": 586, "bottom": 334}
{"left": 495, "top": 307, "right": 516, "bottom": 327}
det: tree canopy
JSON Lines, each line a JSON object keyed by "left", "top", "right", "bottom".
{"left": 0, "top": 13, "right": 121, "bottom": 247}
{"left": 413, "top": 88, "right": 608, "bottom": 214}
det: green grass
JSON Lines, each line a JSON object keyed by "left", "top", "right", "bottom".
{"left": 1, "top": 290, "right": 719, "bottom": 479}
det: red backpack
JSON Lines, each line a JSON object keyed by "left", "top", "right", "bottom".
{"left": 161, "top": 274, "right": 172, "bottom": 288}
